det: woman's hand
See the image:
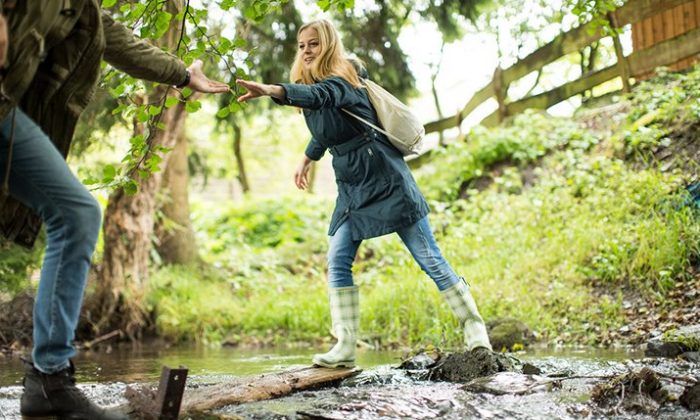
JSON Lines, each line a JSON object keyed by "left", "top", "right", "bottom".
{"left": 236, "top": 79, "right": 285, "bottom": 102}
{"left": 186, "top": 60, "right": 230, "bottom": 93}
{"left": 294, "top": 156, "right": 313, "bottom": 190}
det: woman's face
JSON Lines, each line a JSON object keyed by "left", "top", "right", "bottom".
{"left": 298, "top": 28, "right": 320, "bottom": 70}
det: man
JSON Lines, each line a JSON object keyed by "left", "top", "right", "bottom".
{"left": 0, "top": 1, "right": 229, "bottom": 418}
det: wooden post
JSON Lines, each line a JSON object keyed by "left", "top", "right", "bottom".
{"left": 155, "top": 366, "right": 188, "bottom": 420}
{"left": 608, "top": 12, "right": 632, "bottom": 92}
{"left": 492, "top": 67, "right": 508, "bottom": 123}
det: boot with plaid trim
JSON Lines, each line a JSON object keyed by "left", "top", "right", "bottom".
{"left": 441, "top": 278, "right": 492, "bottom": 351}
{"left": 313, "top": 286, "right": 359, "bottom": 368}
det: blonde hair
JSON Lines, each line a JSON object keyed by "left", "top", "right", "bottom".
{"left": 290, "top": 19, "right": 362, "bottom": 88}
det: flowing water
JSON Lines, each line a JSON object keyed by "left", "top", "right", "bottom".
{"left": 0, "top": 345, "right": 697, "bottom": 419}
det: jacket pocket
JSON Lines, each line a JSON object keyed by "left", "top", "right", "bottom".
{"left": 332, "top": 143, "right": 387, "bottom": 185}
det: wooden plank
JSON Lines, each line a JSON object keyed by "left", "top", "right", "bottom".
{"left": 424, "top": 82, "right": 494, "bottom": 134}
{"left": 664, "top": 8, "right": 677, "bottom": 40}
{"left": 180, "top": 366, "right": 359, "bottom": 414}
{"left": 682, "top": 1, "right": 698, "bottom": 68}
{"left": 608, "top": 13, "right": 632, "bottom": 92}
{"left": 628, "top": 25, "right": 700, "bottom": 76}
{"left": 632, "top": 22, "right": 642, "bottom": 50}
{"left": 499, "top": 21, "right": 604, "bottom": 86}
{"left": 652, "top": 10, "right": 665, "bottom": 44}
{"left": 614, "top": 0, "right": 694, "bottom": 27}
{"left": 479, "top": 65, "right": 620, "bottom": 127}
{"left": 643, "top": 16, "right": 655, "bottom": 49}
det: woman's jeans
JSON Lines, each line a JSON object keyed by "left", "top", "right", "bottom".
{"left": 327, "top": 216, "right": 460, "bottom": 291}
{"left": 0, "top": 109, "right": 101, "bottom": 374}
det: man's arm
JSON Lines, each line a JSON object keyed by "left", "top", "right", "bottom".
{"left": 101, "top": 12, "right": 229, "bottom": 93}
{"left": 101, "top": 11, "right": 186, "bottom": 86}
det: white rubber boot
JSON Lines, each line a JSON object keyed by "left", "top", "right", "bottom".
{"left": 441, "top": 279, "right": 492, "bottom": 351}
{"left": 312, "top": 286, "right": 359, "bottom": 368}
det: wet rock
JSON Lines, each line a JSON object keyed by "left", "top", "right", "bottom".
{"left": 487, "top": 318, "right": 533, "bottom": 352}
{"left": 591, "top": 367, "right": 669, "bottom": 415}
{"left": 398, "top": 349, "right": 441, "bottom": 370}
{"left": 430, "top": 349, "right": 516, "bottom": 383}
{"left": 464, "top": 372, "right": 549, "bottom": 395}
{"left": 680, "top": 382, "right": 700, "bottom": 411}
{"left": 521, "top": 363, "right": 542, "bottom": 375}
{"left": 680, "top": 352, "right": 700, "bottom": 363}
{"left": 645, "top": 324, "right": 700, "bottom": 358}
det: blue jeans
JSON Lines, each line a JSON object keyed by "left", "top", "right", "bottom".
{"left": 327, "top": 216, "right": 460, "bottom": 290}
{"left": 0, "top": 109, "right": 101, "bottom": 374}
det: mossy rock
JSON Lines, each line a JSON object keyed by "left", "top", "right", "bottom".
{"left": 645, "top": 324, "right": 700, "bottom": 358}
{"left": 487, "top": 318, "right": 533, "bottom": 352}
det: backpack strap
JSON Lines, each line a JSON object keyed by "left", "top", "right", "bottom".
{"left": 341, "top": 108, "right": 402, "bottom": 145}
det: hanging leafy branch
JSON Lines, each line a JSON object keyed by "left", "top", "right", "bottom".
{"left": 565, "top": 0, "right": 625, "bottom": 34}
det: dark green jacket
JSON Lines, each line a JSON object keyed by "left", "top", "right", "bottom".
{"left": 277, "top": 76, "right": 429, "bottom": 240}
{"left": 0, "top": 0, "right": 187, "bottom": 247}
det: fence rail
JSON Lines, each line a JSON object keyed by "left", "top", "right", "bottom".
{"left": 421, "top": 0, "right": 700, "bottom": 143}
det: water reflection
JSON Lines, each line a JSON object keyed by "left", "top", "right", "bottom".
{"left": 0, "top": 344, "right": 404, "bottom": 386}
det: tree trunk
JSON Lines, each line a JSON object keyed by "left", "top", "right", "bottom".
{"left": 154, "top": 127, "right": 198, "bottom": 265}
{"left": 232, "top": 123, "right": 251, "bottom": 194}
{"left": 85, "top": 0, "right": 186, "bottom": 339}
{"left": 88, "top": 98, "right": 188, "bottom": 339}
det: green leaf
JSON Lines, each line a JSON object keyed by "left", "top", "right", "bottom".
{"left": 154, "top": 11, "right": 173, "bottom": 39}
{"left": 317, "top": 0, "right": 331, "bottom": 11}
{"left": 124, "top": 180, "right": 139, "bottom": 196}
{"left": 216, "top": 107, "right": 230, "bottom": 118}
{"left": 102, "top": 0, "right": 117, "bottom": 7}
{"left": 181, "top": 87, "right": 193, "bottom": 98}
{"left": 148, "top": 105, "right": 163, "bottom": 116}
{"left": 164, "top": 96, "right": 179, "bottom": 108}
{"left": 228, "top": 101, "right": 242, "bottom": 113}
{"left": 186, "top": 100, "right": 202, "bottom": 113}
{"left": 83, "top": 177, "right": 99, "bottom": 186}
{"left": 102, "top": 165, "right": 117, "bottom": 182}
{"left": 137, "top": 107, "right": 150, "bottom": 123}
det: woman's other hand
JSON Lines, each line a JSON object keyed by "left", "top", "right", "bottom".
{"left": 294, "top": 156, "right": 313, "bottom": 190}
{"left": 186, "top": 60, "right": 230, "bottom": 93}
{"left": 236, "top": 79, "right": 285, "bottom": 102}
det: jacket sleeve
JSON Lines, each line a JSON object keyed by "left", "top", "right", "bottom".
{"left": 276, "top": 77, "right": 362, "bottom": 110}
{"left": 304, "top": 137, "right": 326, "bottom": 161}
{"left": 101, "top": 12, "right": 187, "bottom": 86}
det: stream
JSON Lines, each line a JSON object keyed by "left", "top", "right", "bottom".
{"left": 1, "top": 345, "right": 697, "bottom": 419}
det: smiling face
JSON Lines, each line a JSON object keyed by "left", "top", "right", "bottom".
{"left": 298, "top": 27, "right": 321, "bottom": 70}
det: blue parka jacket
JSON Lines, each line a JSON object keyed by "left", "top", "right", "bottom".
{"left": 276, "top": 76, "right": 429, "bottom": 240}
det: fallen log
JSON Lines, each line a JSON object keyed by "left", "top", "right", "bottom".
{"left": 183, "top": 366, "right": 359, "bottom": 413}
{"left": 125, "top": 365, "right": 359, "bottom": 417}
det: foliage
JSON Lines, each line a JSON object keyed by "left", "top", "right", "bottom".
{"left": 417, "top": 110, "right": 600, "bottom": 202}
{"left": 618, "top": 66, "right": 700, "bottom": 156}
{"left": 0, "top": 235, "right": 44, "bottom": 297}
{"left": 565, "top": 0, "right": 625, "bottom": 34}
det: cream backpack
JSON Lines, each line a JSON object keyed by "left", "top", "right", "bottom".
{"left": 342, "top": 79, "right": 424, "bottom": 156}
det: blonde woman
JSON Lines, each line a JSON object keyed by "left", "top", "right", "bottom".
{"left": 236, "top": 19, "right": 492, "bottom": 368}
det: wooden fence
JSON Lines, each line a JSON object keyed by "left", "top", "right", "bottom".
{"left": 419, "top": 0, "right": 700, "bottom": 154}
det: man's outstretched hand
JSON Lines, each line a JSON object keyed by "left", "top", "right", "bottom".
{"left": 186, "top": 60, "right": 229, "bottom": 93}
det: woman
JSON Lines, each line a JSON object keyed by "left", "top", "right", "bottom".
{"left": 236, "top": 19, "right": 492, "bottom": 368}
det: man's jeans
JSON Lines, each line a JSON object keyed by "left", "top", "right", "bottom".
{"left": 327, "top": 216, "right": 460, "bottom": 291}
{"left": 0, "top": 109, "right": 101, "bottom": 374}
